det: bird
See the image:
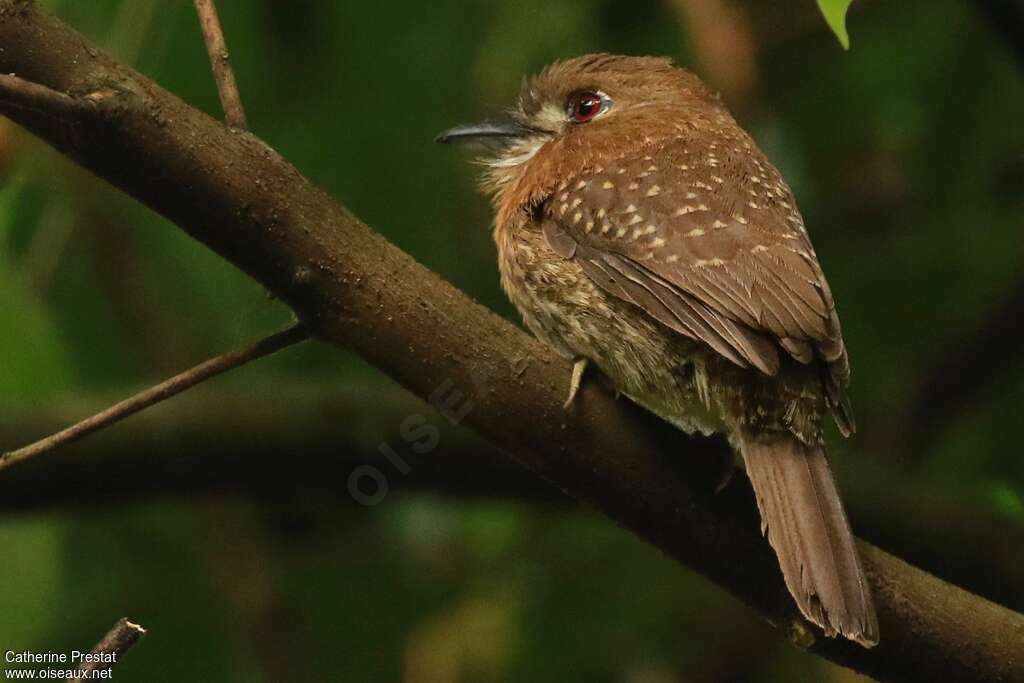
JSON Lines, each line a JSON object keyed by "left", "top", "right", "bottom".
{"left": 437, "top": 54, "right": 879, "bottom": 647}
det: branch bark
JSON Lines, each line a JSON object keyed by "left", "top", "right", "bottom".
{"left": 3, "top": 384, "right": 1023, "bottom": 617}
{"left": 0, "top": 3, "right": 1021, "bottom": 681}
{"left": 192, "top": 0, "right": 247, "bottom": 128}
{"left": 0, "top": 72, "right": 91, "bottom": 117}
{"left": 67, "top": 617, "right": 145, "bottom": 682}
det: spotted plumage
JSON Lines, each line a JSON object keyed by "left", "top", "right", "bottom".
{"left": 439, "top": 53, "right": 878, "bottom": 647}
{"left": 538, "top": 130, "right": 853, "bottom": 442}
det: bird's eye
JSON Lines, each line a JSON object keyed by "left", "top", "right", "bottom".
{"left": 567, "top": 91, "right": 610, "bottom": 124}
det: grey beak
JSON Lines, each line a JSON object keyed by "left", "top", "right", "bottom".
{"left": 435, "top": 118, "right": 541, "bottom": 149}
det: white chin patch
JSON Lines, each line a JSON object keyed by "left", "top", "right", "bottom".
{"left": 486, "top": 137, "right": 546, "bottom": 168}
{"left": 486, "top": 105, "right": 564, "bottom": 169}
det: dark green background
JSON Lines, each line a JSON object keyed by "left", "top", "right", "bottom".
{"left": 1, "top": 0, "right": 1022, "bottom": 680}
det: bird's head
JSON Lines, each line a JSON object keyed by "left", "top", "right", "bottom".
{"left": 437, "top": 54, "right": 726, "bottom": 214}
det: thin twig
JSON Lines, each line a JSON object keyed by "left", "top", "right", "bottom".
{"left": 192, "top": 0, "right": 247, "bottom": 128}
{"left": 0, "top": 73, "right": 88, "bottom": 117}
{"left": 0, "top": 323, "right": 309, "bottom": 472}
{"left": 67, "top": 617, "right": 146, "bottom": 682}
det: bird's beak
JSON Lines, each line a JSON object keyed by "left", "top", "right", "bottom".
{"left": 435, "top": 117, "right": 541, "bottom": 150}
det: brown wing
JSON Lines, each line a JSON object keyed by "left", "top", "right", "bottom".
{"left": 542, "top": 135, "right": 853, "bottom": 433}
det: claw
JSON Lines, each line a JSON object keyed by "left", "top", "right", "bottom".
{"left": 563, "top": 358, "right": 589, "bottom": 409}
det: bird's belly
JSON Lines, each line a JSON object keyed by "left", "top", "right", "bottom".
{"left": 500, "top": 234, "right": 724, "bottom": 436}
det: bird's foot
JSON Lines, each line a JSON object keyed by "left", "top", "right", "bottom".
{"left": 563, "top": 357, "right": 589, "bottom": 409}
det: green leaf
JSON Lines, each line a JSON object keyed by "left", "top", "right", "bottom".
{"left": 817, "top": 0, "right": 853, "bottom": 49}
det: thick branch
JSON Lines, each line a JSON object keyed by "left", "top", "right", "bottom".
{"left": 2, "top": 385, "right": 1023, "bottom": 616}
{"left": 0, "top": 3, "right": 1021, "bottom": 681}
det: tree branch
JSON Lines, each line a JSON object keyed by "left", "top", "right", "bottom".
{"left": 67, "top": 617, "right": 146, "bottom": 682}
{"left": 0, "top": 323, "right": 309, "bottom": 472}
{"left": 2, "top": 384, "right": 1023, "bottom": 616}
{"left": 192, "top": 0, "right": 247, "bottom": 128}
{"left": 0, "top": 72, "right": 91, "bottom": 117}
{"left": 0, "top": 3, "right": 1021, "bottom": 680}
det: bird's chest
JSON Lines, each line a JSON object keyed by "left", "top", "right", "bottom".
{"left": 496, "top": 224, "right": 601, "bottom": 357}
{"left": 495, "top": 222, "right": 722, "bottom": 435}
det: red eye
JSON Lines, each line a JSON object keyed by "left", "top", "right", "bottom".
{"left": 568, "top": 91, "right": 608, "bottom": 123}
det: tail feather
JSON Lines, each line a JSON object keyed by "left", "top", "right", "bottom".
{"left": 738, "top": 429, "right": 879, "bottom": 647}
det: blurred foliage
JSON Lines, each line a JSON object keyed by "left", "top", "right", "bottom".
{"left": 0, "top": 0, "right": 1022, "bottom": 680}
